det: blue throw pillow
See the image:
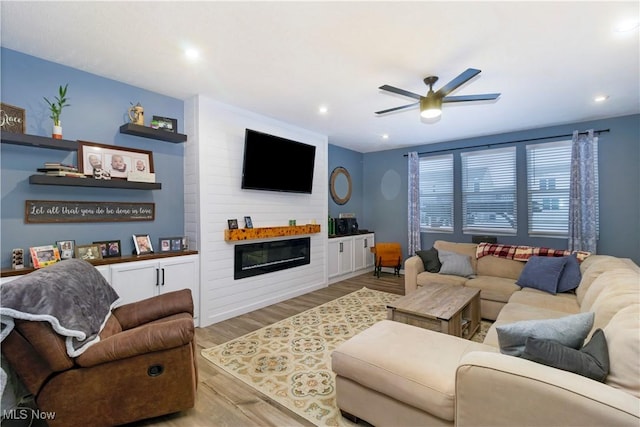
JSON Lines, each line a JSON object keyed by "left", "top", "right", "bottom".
{"left": 557, "top": 253, "right": 582, "bottom": 293}
{"left": 496, "top": 312, "right": 594, "bottom": 356}
{"left": 516, "top": 256, "right": 568, "bottom": 294}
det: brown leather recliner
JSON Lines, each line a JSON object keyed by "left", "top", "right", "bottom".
{"left": 2, "top": 288, "right": 198, "bottom": 426}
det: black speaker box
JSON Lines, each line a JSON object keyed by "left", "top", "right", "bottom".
{"left": 345, "top": 218, "right": 358, "bottom": 234}
{"left": 335, "top": 219, "right": 348, "bottom": 235}
{"left": 335, "top": 218, "right": 359, "bottom": 235}
{"left": 472, "top": 235, "right": 497, "bottom": 244}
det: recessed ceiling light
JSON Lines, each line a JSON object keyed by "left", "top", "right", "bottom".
{"left": 594, "top": 95, "right": 609, "bottom": 102}
{"left": 382, "top": 134, "right": 389, "bottom": 140}
{"left": 318, "top": 106, "right": 328, "bottom": 114}
{"left": 185, "top": 48, "right": 200, "bottom": 60}
{"left": 614, "top": 20, "right": 640, "bottom": 32}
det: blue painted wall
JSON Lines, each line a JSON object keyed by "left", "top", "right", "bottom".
{"left": 328, "top": 144, "right": 366, "bottom": 226}
{"left": 1, "top": 48, "right": 185, "bottom": 268}
{"left": 362, "top": 114, "right": 640, "bottom": 265}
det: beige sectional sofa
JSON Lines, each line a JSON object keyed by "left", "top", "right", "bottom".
{"left": 405, "top": 240, "right": 530, "bottom": 320}
{"left": 332, "top": 246, "right": 640, "bottom": 426}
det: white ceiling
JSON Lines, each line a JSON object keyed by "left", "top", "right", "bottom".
{"left": 1, "top": 1, "right": 638, "bottom": 153}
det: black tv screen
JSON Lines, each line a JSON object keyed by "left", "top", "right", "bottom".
{"left": 241, "top": 129, "right": 316, "bottom": 194}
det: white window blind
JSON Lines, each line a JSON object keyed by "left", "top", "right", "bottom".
{"left": 526, "top": 139, "right": 599, "bottom": 236}
{"left": 461, "top": 147, "right": 517, "bottom": 234}
{"left": 419, "top": 154, "right": 453, "bottom": 232}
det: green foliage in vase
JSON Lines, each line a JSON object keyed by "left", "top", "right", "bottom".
{"left": 43, "top": 84, "right": 70, "bottom": 126}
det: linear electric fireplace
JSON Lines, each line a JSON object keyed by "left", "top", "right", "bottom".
{"left": 234, "top": 237, "right": 310, "bottom": 280}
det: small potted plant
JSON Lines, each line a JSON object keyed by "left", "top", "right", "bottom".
{"left": 43, "top": 84, "right": 70, "bottom": 139}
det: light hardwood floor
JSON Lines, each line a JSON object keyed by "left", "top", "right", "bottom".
{"left": 129, "top": 271, "right": 405, "bottom": 427}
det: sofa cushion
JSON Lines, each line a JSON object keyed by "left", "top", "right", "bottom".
{"left": 331, "top": 320, "right": 497, "bottom": 421}
{"left": 438, "top": 250, "right": 474, "bottom": 278}
{"left": 516, "top": 256, "right": 568, "bottom": 294}
{"left": 556, "top": 254, "right": 582, "bottom": 293}
{"left": 465, "top": 276, "right": 521, "bottom": 303}
{"left": 508, "top": 288, "right": 580, "bottom": 314}
{"left": 496, "top": 312, "right": 594, "bottom": 356}
{"left": 476, "top": 255, "right": 526, "bottom": 280}
{"left": 576, "top": 256, "right": 632, "bottom": 305}
{"left": 415, "top": 247, "right": 441, "bottom": 273}
{"left": 521, "top": 328, "right": 609, "bottom": 382}
{"left": 603, "top": 304, "right": 640, "bottom": 398}
{"left": 586, "top": 277, "right": 640, "bottom": 334}
{"left": 416, "top": 271, "right": 467, "bottom": 288}
{"left": 580, "top": 268, "right": 640, "bottom": 313}
{"left": 483, "top": 303, "right": 575, "bottom": 348}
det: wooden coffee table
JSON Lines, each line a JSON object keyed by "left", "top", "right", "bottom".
{"left": 387, "top": 283, "right": 480, "bottom": 339}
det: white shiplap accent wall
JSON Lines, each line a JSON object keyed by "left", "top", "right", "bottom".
{"left": 184, "top": 95, "right": 328, "bottom": 327}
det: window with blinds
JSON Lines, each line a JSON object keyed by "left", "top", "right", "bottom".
{"left": 419, "top": 154, "right": 453, "bottom": 232}
{"left": 526, "top": 139, "right": 599, "bottom": 236}
{"left": 461, "top": 147, "right": 517, "bottom": 234}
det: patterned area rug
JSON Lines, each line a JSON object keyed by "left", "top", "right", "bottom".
{"left": 201, "top": 288, "right": 491, "bottom": 426}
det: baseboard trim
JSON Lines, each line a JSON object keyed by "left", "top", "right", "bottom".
{"left": 200, "top": 281, "right": 327, "bottom": 326}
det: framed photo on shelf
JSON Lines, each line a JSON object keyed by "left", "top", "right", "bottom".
{"left": 75, "top": 244, "right": 102, "bottom": 261}
{"left": 12, "top": 248, "right": 25, "bottom": 270}
{"left": 56, "top": 240, "right": 75, "bottom": 260}
{"left": 78, "top": 140, "right": 154, "bottom": 179}
{"left": 93, "top": 240, "right": 121, "bottom": 258}
{"left": 158, "top": 237, "right": 183, "bottom": 252}
{"left": 133, "top": 234, "right": 153, "bottom": 255}
{"left": 151, "top": 115, "right": 178, "bottom": 133}
{"left": 228, "top": 219, "right": 239, "bottom": 230}
{"left": 29, "top": 245, "right": 61, "bottom": 269}
{"left": 244, "top": 216, "right": 253, "bottom": 229}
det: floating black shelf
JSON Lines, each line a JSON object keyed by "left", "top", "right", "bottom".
{"left": 29, "top": 175, "right": 162, "bottom": 190}
{"left": 1, "top": 132, "right": 78, "bottom": 151}
{"left": 119, "top": 123, "right": 187, "bottom": 143}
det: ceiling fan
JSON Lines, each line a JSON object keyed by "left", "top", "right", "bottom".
{"left": 375, "top": 68, "right": 500, "bottom": 119}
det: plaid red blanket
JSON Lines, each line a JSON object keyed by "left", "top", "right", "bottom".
{"left": 476, "top": 242, "right": 590, "bottom": 262}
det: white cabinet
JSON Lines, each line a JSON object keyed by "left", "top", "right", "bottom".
{"left": 353, "top": 234, "right": 375, "bottom": 271}
{"left": 328, "top": 237, "right": 354, "bottom": 279}
{"left": 328, "top": 233, "right": 375, "bottom": 283}
{"left": 109, "top": 254, "right": 199, "bottom": 320}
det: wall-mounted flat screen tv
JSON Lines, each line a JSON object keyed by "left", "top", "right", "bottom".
{"left": 241, "top": 129, "right": 316, "bottom": 194}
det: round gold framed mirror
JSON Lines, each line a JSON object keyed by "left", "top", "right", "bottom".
{"left": 330, "top": 166, "right": 352, "bottom": 205}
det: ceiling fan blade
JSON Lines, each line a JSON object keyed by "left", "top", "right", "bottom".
{"left": 379, "top": 85, "right": 422, "bottom": 100}
{"left": 375, "top": 102, "right": 420, "bottom": 115}
{"left": 442, "top": 93, "right": 501, "bottom": 103}
{"left": 436, "top": 68, "right": 481, "bottom": 97}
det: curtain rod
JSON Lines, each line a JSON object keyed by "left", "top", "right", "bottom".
{"left": 403, "top": 128, "right": 610, "bottom": 157}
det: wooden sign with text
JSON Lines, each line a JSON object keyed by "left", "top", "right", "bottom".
{"left": 25, "top": 200, "right": 155, "bottom": 223}
{"left": 1, "top": 102, "right": 26, "bottom": 133}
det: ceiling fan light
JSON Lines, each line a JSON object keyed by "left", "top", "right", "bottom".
{"left": 420, "top": 96, "right": 442, "bottom": 119}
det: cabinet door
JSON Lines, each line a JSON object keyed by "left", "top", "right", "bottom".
{"left": 339, "top": 238, "right": 354, "bottom": 275}
{"left": 365, "top": 234, "right": 375, "bottom": 268}
{"left": 95, "top": 265, "right": 111, "bottom": 284}
{"left": 158, "top": 255, "right": 199, "bottom": 320}
{"left": 353, "top": 236, "right": 367, "bottom": 271}
{"left": 110, "top": 259, "right": 158, "bottom": 307}
{"left": 328, "top": 239, "right": 342, "bottom": 279}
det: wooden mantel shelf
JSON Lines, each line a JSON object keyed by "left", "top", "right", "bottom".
{"left": 225, "top": 224, "right": 321, "bottom": 241}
